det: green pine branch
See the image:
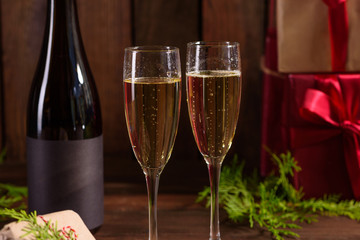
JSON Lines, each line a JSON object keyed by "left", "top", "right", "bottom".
{"left": 0, "top": 183, "right": 27, "bottom": 210}
{"left": 0, "top": 148, "right": 27, "bottom": 211}
{"left": 197, "top": 151, "right": 360, "bottom": 240}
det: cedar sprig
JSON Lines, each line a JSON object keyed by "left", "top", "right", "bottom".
{"left": 197, "top": 151, "right": 360, "bottom": 240}
{"left": 0, "top": 183, "right": 27, "bottom": 210}
{"left": 0, "top": 208, "right": 78, "bottom": 240}
{"left": 0, "top": 148, "right": 27, "bottom": 211}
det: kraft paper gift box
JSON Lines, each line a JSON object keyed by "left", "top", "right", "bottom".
{"left": 277, "top": 0, "right": 360, "bottom": 73}
{"left": 0, "top": 210, "right": 95, "bottom": 240}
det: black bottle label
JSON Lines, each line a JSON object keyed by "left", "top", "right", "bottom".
{"left": 26, "top": 135, "right": 104, "bottom": 230}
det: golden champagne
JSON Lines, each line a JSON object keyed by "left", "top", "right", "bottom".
{"left": 124, "top": 77, "right": 181, "bottom": 169}
{"left": 187, "top": 70, "right": 241, "bottom": 162}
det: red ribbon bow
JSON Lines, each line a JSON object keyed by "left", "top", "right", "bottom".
{"left": 323, "top": 0, "right": 346, "bottom": 8}
{"left": 295, "top": 75, "right": 360, "bottom": 199}
{"left": 322, "top": 0, "right": 349, "bottom": 72}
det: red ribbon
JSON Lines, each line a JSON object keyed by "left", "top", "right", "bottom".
{"left": 322, "top": 0, "right": 349, "bottom": 72}
{"left": 293, "top": 75, "right": 360, "bottom": 199}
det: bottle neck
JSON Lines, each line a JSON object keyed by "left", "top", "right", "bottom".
{"left": 46, "top": 0, "right": 82, "bottom": 55}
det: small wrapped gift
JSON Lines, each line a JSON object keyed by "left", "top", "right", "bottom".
{"left": 277, "top": 0, "right": 360, "bottom": 73}
{"left": 261, "top": 71, "right": 360, "bottom": 199}
{"left": 0, "top": 210, "right": 95, "bottom": 240}
{"left": 284, "top": 74, "right": 360, "bottom": 199}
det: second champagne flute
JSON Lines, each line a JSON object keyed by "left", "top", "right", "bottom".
{"left": 186, "top": 41, "right": 242, "bottom": 240}
{"left": 123, "top": 46, "right": 181, "bottom": 240}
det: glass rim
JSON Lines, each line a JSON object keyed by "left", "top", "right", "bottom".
{"left": 125, "top": 45, "right": 179, "bottom": 52}
{"left": 187, "top": 41, "right": 239, "bottom": 47}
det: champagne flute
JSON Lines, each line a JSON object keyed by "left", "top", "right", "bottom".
{"left": 123, "top": 46, "right": 181, "bottom": 240}
{"left": 186, "top": 41, "right": 242, "bottom": 240}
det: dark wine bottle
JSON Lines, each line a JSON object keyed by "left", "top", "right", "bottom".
{"left": 26, "top": 0, "right": 103, "bottom": 230}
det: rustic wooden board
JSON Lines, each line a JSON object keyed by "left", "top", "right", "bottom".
{"left": 0, "top": 2, "right": 3, "bottom": 150}
{"left": 0, "top": 0, "right": 133, "bottom": 168}
{"left": 0, "top": 0, "right": 266, "bottom": 183}
{"left": 133, "top": 0, "right": 201, "bottom": 161}
{"left": 132, "top": 0, "right": 206, "bottom": 186}
{"left": 1, "top": 0, "right": 45, "bottom": 163}
{"left": 94, "top": 184, "right": 360, "bottom": 240}
{"left": 76, "top": 0, "right": 133, "bottom": 180}
{"left": 1, "top": 183, "right": 360, "bottom": 239}
{"left": 77, "top": 0, "right": 132, "bottom": 157}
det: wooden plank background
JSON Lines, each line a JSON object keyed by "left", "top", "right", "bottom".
{"left": 0, "top": 0, "right": 265, "bottom": 187}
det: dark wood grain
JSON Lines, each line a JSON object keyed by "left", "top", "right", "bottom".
{"left": 0, "top": 0, "right": 267, "bottom": 183}
{"left": 93, "top": 183, "right": 360, "bottom": 240}
{"left": 1, "top": 183, "right": 359, "bottom": 239}
{"left": 97, "top": 193, "right": 272, "bottom": 240}
{"left": 76, "top": 0, "right": 133, "bottom": 180}
{"left": 0, "top": 0, "right": 134, "bottom": 161}
{"left": 0, "top": 2, "right": 4, "bottom": 150}
{"left": 77, "top": 0, "right": 132, "bottom": 155}
{"left": 1, "top": 0, "right": 46, "bottom": 163}
{"left": 203, "top": 0, "right": 265, "bottom": 170}
{"left": 0, "top": 0, "right": 134, "bottom": 179}
{"left": 133, "top": 0, "right": 207, "bottom": 186}
{"left": 133, "top": 0, "right": 201, "bottom": 157}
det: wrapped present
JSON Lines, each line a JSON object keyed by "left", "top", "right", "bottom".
{"left": 277, "top": 0, "right": 360, "bottom": 73}
{"left": 260, "top": 24, "right": 287, "bottom": 176}
{"left": 285, "top": 74, "right": 360, "bottom": 199}
{"left": 261, "top": 0, "right": 290, "bottom": 177}
{"left": 261, "top": 0, "right": 360, "bottom": 199}
{"left": 261, "top": 71, "right": 360, "bottom": 199}
{"left": 0, "top": 210, "right": 95, "bottom": 240}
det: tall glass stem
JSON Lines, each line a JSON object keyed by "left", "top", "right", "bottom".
{"left": 206, "top": 159, "right": 223, "bottom": 240}
{"left": 144, "top": 168, "right": 161, "bottom": 240}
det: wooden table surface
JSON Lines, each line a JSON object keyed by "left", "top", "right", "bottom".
{"left": 1, "top": 181, "right": 360, "bottom": 239}
{"left": 94, "top": 183, "right": 360, "bottom": 240}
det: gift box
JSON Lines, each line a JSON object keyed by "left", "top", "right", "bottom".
{"left": 261, "top": 71, "right": 360, "bottom": 199}
{"left": 286, "top": 74, "right": 360, "bottom": 199}
{"left": 261, "top": 0, "right": 360, "bottom": 199}
{"left": 261, "top": 0, "right": 290, "bottom": 178}
{"left": 277, "top": 0, "right": 360, "bottom": 73}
